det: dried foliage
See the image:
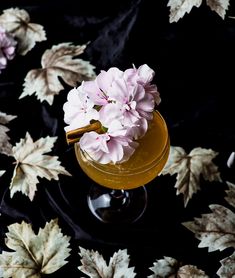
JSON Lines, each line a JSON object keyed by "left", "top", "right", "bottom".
{"left": 182, "top": 180, "right": 235, "bottom": 277}
{"left": 148, "top": 256, "right": 208, "bottom": 277}
{"left": 225, "top": 181, "right": 235, "bottom": 208}
{"left": 10, "top": 132, "right": 71, "bottom": 200}
{"left": 207, "top": 0, "right": 230, "bottom": 18}
{"left": 168, "top": 0, "right": 202, "bottom": 23}
{"left": 0, "top": 112, "right": 16, "bottom": 156}
{"left": 183, "top": 204, "right": 235, "bottom": 252}
{"left": 0, "top": 8, "right": 46, "bottom": 55}
{"left": 161, "top": 146, "right": 221, "bottom": 206}
{"left": 177, "top": 265, "right": 209, "bottom": 277}
{"left": 217, "top": 251, "right": 235, "bottom": 277}
{"left": 78, "top": 247, "right": 136, "bottom": 278}
{"left": 168, "top": 0, "right": 230, "bottom": 23}
{"left": 20, "top": 43, "right": 96, "bottom": 105}
{"left": 148, "top": 256, "right": 178, "bottom": 277}
{"left": 0, "top": 219, "right": 71, "bottom": 277}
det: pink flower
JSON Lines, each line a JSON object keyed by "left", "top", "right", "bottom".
{"left": 144, "top": 84, "right": 161, "bottom": 105}
{"left": 124, "top": 64, "right": 154, "bottom": 85}
{"left": 107, "top": 77, "right": 155, "bottom": 123}
{"left": 80, "top": 131, "right": 138, "bottom": 164}
{"left": 126, "top": 118, "right": 148, "bottom": 140}
{"left": 0, "top": 27, "right": 17, "bottom": 73}
{"left": 99, "top": 103, "right": 127, "bottom": 136}
{"left": 124, "top": 64, "right": 161, "bottom": 105}
{"left": 63, "top": 87, "right": 99, "bottom": 132}
{"left": 82, "top": 67, "right": 123, "bottom": 105}
{"left": 64, "top": 64, "right": 160, "bottom": 164}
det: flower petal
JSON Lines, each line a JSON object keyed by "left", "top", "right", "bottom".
{"left": 82, "top": 80, "right": 108, "bottom": 105}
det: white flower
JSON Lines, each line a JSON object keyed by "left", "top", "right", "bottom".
{"left": 63, "top": 87, "right": 99, "bottom": 132}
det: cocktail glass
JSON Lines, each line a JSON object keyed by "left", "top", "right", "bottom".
{"left": 74, "top": 110, "right": 170, "bottom": 223}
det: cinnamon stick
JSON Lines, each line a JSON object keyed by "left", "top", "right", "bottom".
{"left": 66, "top": 121, "right": 102, "bottom": 145}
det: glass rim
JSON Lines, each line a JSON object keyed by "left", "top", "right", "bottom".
{"left": 79, "top": 138, "right": 169, "bottom": 176}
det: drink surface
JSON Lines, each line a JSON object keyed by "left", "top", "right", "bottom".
{"left": 75, "top": 111, "right": 170, "bottom": 190}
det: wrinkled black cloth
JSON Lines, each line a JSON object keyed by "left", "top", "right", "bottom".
{"left": 1, "top": 1, "right": 235, "bottom": 277}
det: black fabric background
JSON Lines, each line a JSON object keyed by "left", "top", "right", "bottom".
{"left": 1, "top": 1, "right": 235, "bottom": 277}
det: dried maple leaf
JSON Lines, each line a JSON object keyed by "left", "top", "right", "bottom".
{"left": 217, "top": 251, "right": 235, "bottom": 278}
{"left": 168, "top": 0, "right": 202, "bottom": 23}
{"left": 78, "top": 247, "right": 136, "bottom": 278}
{"left": 183, "top": 204, "right": 235, "bottom": 252}
{"left": 0, "top": 219, "right": 71, "bottom": 277}
{"left": 148, "top": 257, "right": 208, "bottom": 278}
{"left": 10, "top": 132, "right": 71, "bottom": 201}
{"left": 0, "top": 8, "right": 46, "bottom": 55}
{"left": 0, "top": 111, "right": 17, "bottom": 156}
{"left": 168, "top": 0, "right": 230, "bottom": 22}
{"left": 177, "top": 265, "right": 209, "bottom": 277}
{"left": 161, "top": 146, "right": 221, "bottom": 207}
{"left": 206, "top": 0, "right": 230, "bottom": 19}
{"left": 148, "top": 256, "right": 179, "bottom": 277}
{"left": 20, "top": 42, "right": 96, "bottom": 105}
{"left": 225, "top": 181, "right": 235, "bottom": 209}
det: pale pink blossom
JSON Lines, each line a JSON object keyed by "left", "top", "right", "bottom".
{"left": 63, "top": 87, "right": 99, "bottom": 132}
{"left": 81, "top": 80, "right": 109, "bottom": 105}
{"left": 145, "top": 84, "right": 161, "bottom": 105}
{"left": 99, "top": 105, "right": 127, "bottom": 137}
{"left": 124, "top": 64, "right": 161, "bottom": 105}
{"left": 99, "top": 103, "right": 126, "bottom": 132}
{"left": 0, "top": 27, "right": 17, "bottom": 73}
{"left": 124, "top": 64, "right": 154, "bottom": 86}
{"left": 82, "top": 67, "right": 123, "bottom": 105}
{"left": 80, "top": 131, "right": 138, "bottom": 164}
{"left": 126, "top": 118, "right": 148, "bottom": 140}
{"left": 64, "top": 64, "right": 160, "bottom": 164}
{"left": 108, "top": 77, "right": 155, "bottom": 123}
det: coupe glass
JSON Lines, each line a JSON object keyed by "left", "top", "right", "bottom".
{"left": 74, "top": 110, "right": 170, "bottom": 223}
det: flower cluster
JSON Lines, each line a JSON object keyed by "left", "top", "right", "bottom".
{"left": 0, "top": 27, "right": 17, "bottom": 73}
{"left": 63, "top": 64, "right": 160, "bottom": 164}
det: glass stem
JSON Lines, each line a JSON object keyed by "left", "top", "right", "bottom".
{"left": 87, "top": 185, "right": 147, "bottom": 223}
{"left": 109, "top": 189, "right": 130, "bottom": 208}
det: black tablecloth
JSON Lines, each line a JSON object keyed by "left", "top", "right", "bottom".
{"left": 1, "top": 1, "right": 235, "bottom": 277}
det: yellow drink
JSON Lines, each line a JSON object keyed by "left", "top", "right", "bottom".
{"left": 75, "top": 110, "right": 170, "bottom": 190}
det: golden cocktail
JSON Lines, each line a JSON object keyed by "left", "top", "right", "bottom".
{"left": 75, "top": 110, "right": 170, "bottom": 190}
